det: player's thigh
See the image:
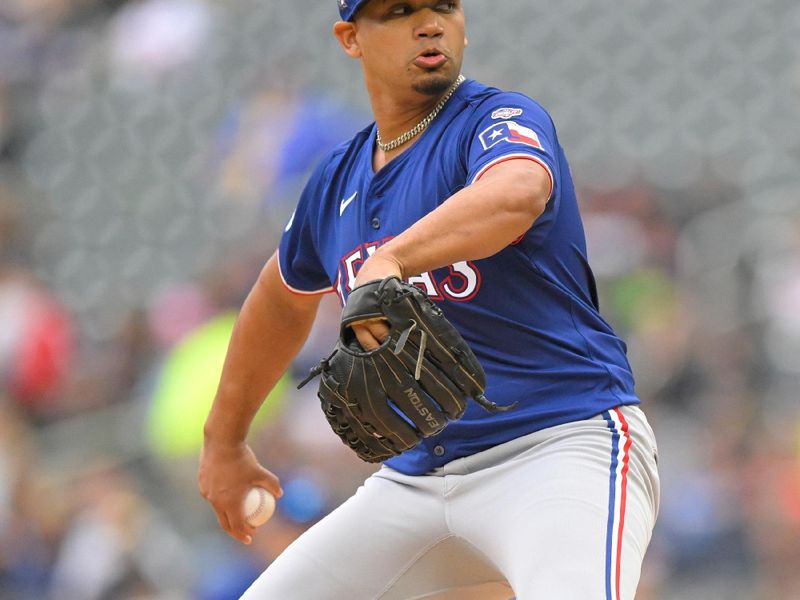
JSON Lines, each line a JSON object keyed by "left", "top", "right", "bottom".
{"left": 379, "top": 534, "right": 513, "bottom": 600}
{"left": 452, "top": 406, "right": 659, "bottom": 600}
{"left": 240, "top": 467, "right": 449, "bottom": 600}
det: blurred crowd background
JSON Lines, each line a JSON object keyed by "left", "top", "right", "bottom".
{"left": 0, "top": 0, "right": 799, "bottom": 598}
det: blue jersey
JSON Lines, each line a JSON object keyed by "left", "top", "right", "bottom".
{"left": 279, "top": 79, "right": 639, "bottom": 475}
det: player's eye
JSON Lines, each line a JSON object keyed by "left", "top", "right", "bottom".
{"left": 388, "top": 4, "right": 413, "bottom": 16}
{"left": 387, "top": 2, "right": 455, "bottom": 17}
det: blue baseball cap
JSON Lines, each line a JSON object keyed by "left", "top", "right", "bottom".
{"left": 337, "top": 0, "right": 370, "bottom": 21}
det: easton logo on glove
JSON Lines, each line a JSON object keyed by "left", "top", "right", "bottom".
{"left": 298, "top": 276, "right": 515, "bottom": 463}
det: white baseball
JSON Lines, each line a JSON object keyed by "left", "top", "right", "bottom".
{"left": 243, "top": 487, "right": 276, "bottom": 527}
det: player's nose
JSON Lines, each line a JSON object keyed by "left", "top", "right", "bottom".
{"left": 413, "top": 9, "right": 445, "bottom": 39}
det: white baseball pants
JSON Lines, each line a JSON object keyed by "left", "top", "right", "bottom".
{"left": 241, "top": 405, "right": 660, "bottom": 600}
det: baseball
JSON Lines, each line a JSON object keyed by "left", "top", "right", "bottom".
{"left": 243, "top": 487, "right": 276, "bottom": 527}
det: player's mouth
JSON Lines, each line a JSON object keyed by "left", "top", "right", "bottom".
{"left": 414, "top": 49, "right": 448, "bottom": 70}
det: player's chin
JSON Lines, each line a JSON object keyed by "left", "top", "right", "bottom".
{"left": 410, "top": 69, "right": 457, "bottom": 96}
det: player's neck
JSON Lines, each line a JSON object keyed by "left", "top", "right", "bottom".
{"left": 369, "top": 80, "right": 450, "bottom": 134}
{"left": 367, "top": 85, "right": 450, "bottom": 171}
{"left": 373, "top": 99, "right": 440, "bottom": 142}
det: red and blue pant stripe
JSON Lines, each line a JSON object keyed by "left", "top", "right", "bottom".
{"left": 603, "top": 407, "right": 633, "bottom": 600}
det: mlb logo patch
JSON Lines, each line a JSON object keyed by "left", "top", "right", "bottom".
{"left": 491, "top": 107, "right": 523, "bottom": 120}
{"left": 479, "top": 121, "right": 543, "bottom": 151}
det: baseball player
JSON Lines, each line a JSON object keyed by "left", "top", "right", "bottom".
{"left": 198, "top": 1, "right": 660, "bottom": 598}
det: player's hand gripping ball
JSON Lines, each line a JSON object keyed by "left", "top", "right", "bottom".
{"left": 243, "top": 487, "right": 276, "bottom": 527}
{"left": 298, "top": 276, "right": 515, "bottom": 463}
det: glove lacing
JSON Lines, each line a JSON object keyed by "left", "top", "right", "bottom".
{"left": 392, "top": 319, "right": 427, "bottom": 381}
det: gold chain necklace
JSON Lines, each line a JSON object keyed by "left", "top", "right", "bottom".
{"left": 376, "top": 75, "right": 465, "bottom": 152}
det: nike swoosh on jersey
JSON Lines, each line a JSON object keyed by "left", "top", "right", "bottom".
{"left": 339, "top": 191, "right": 358, "bottom": 216}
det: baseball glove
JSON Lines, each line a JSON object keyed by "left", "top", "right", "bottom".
{"left": 298, "top": 276, "right": 515, "bottom": 463}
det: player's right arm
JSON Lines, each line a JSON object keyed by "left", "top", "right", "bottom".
{"left": 199, "top": 251, "right": 322, "bottom": 545}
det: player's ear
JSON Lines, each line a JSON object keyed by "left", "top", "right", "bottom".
{"left": 464, "top": 36, "right": 469, "bottom": 48}
{"left": 333, "top": 21, "right": 362, "bottom": 59}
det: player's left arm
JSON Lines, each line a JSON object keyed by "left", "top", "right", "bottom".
{"left": 352, "top": 158, "right": 550, "bottom": 348}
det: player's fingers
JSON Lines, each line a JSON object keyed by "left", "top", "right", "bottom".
{"left": 367, "top": 320, "right": 390, "bottom": 342}
{"left": 212, "top": 506, "right": 247, "bottom": 543}
{"left": 208, "top": 494, "right": 255, "bottom": 545}
{"left": 349, "top": 317, "right": 390, "bottom": 344}
{"left": 353, "top": 324, "right": 382, "bottom": 350}
{"left": 255, "top": 473, "right": 283, "bottom": 498}
{"left": 213, "top": 506, "right": 230, "bottom": 532}
{"left": 227, "top": 510, "right": 256, "bottom": 545}
{"left": 349, "top": 316, "right": 388, "bottom": 328}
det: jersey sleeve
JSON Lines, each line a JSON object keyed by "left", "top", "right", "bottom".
{"left": 277, "top": 160, "right": 334, "bottom": 295}
{"left": 465, "top": 93, "right": 558, "bottom": 192}
{"left": 463, "top": 93, "right": 561, "bottom": 246}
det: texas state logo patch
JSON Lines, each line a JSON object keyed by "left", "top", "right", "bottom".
{"left": 479, "top": 121, "right": 543, "bottom": 151}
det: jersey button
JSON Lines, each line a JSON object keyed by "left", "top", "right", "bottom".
{"left": 433, "top": 445, "right": 445, "bottom": 457}
{"left": 371, "top": 217, "right": 381, "bottom": 229}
